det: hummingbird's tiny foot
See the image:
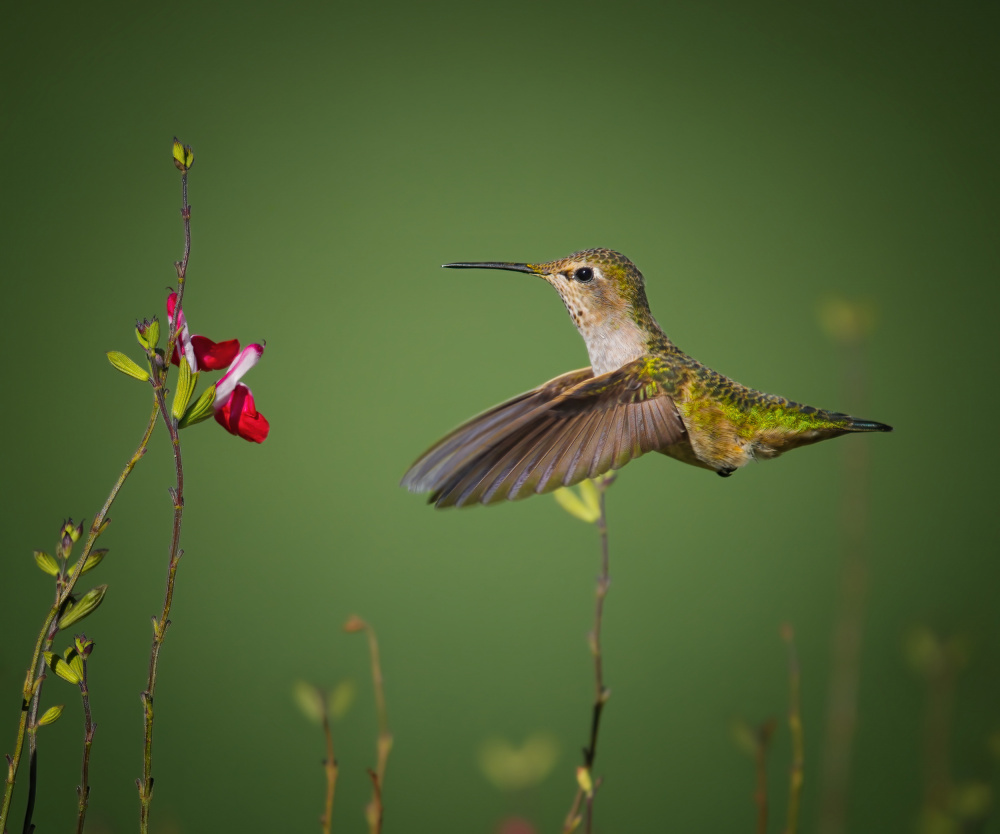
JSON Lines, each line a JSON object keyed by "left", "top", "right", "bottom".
{"left": 717, "top": 466, "right": 736, "bottom": 478}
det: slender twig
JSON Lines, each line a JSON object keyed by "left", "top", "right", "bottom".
{"left": 753, "top": 719, "right": 777, "bottom": 834}
{"left": 75, "top": 639, "right": 95, "bottom": 834}
{"left": 320, "top": 698, "right": 338, "bottom": 834}
{"left": 367, "top": 624, "right": 391, "bottom": 834}
{"left": 165, "top": 168, "right": 191, "bottom": 363}
{"left": 21, "top": 618, "right": 57, "bottom": 834}
{"left": 138, "top": 164, "right": 192, "bottom": 834}
{"left": 562, "top": 474, "right": 615, "bottom": 834}
{"left": 919, "top": 632, "right": 957, "bottom": 819}
{"left": 817, "top": 301, "right": 873, "bottom": 834}
{"left": 345, "top": 617, "right": 392, "bottom": 834}
{"left": 0, "top": 403, "right": 158, "bottom": 833}
{"left": 782, "top": 624, "right": 804, "bottom": 834}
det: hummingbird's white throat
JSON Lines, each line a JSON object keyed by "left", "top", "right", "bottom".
{"left": 547, "top": 266, "right": 649, "bottom": 376}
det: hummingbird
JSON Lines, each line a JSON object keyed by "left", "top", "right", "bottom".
{"left": 401, "top": 248, "right": 892, "bottom": 508}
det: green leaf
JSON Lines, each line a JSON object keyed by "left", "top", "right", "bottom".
{"left": 64, "top": 647, "right": 84, "bottom": 681}
{"left": 58, "top": 585, "right": 108, "bottom": 629}
{"left": 171, "top": 359, "right": 197, "bottom": 421}
{"left": 178, "top": 384, "right": 217, "bottom": 428}
{"left": 553, "top": 482, "right": 601, "bottom": 523}
{"left": 135, "top": 318, "right": 160, "bottom": 350}
{"left": 329, "top": 680, "right": 357, "bottom": 720}
{"left": 73, "top": 548, "right": 107, "bottom": 575}
{"left": 107, "top": 351, "right": 150, "bottom": 382}
{"left": 38, "top": 705, "right": 64, "bottom": 726}
{"left": 172, "top": 137, "right": 194, "bottom": 172}
{"left": 33, "top": 550, "right": 60, "bottom": 577}
{"left": 43, "top": 651, "right": 81, "bottom": 685}
{"left": 292, "top": 680, "right": 324, "bottom": 724}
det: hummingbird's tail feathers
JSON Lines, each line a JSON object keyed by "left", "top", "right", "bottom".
{"left": 404, "top": 358, "right": 686, "bottom": 508}
{"left": 400, "top": 367, "right": 594, "bottom": 494}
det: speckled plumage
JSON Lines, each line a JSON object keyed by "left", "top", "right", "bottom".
{"left": 402, "top": 248, "right": 892, "bottom": 508}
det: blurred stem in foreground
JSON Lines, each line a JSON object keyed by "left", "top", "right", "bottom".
{"left": 344, "top": 616, "right": 392, "bottom": 834}
{"left": 782, "top": 624, "right": 804, "bottom": 834}
{"left": 555, "top": 474, "right": 615, "bottom": 834}
{"left": 292, "top": 680, "right": 358, "bottom": 833}
{"left": 816, "top": 297, "right": 877, "bottom": 834}
{"left": 321, "top": 698, "right": 337, "bottom": 834}
{"left": 733, "top": 716, "right": 777, "bottom": 834}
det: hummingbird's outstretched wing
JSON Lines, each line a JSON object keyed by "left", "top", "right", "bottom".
{"left": 401, "top": 359, "right": 685, "bottom": 508}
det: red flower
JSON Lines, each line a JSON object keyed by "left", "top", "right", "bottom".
{"left": 167, "top": 292, "right": 240, "bottom": 372}
{"left": 213, "top": 344, "right": 270, "bottom": 443}
{"left": 166, "top": 292, "right": 269, "bottom": 443}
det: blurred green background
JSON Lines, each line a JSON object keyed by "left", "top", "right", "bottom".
{"left": 2, "top": 1, "right": 997, "bottom": 831}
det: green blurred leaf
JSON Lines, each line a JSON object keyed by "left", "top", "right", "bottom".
{"left": 292, "top": 680, "right": 324, "bottom": 724}
{"left": 58, "top": 585, "right": 108, "bottom": 629}
{"left": 329, "top": 680, "right": 356, "bottom": 720}
{"left": 478, "top": 733, "right": 559, "bottom": 792}
{"left": 553, "top": 482, "right": 600, "bottom": 523}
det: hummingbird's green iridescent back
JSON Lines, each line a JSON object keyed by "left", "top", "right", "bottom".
{"left": 402, "top": 248, "right": 891, "bottom": 507}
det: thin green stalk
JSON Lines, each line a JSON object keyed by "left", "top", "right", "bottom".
{"left": 75, "top": 648, "right": 94, "bottom": 834}
{"left": 0, "top": 403, "right": 158, "bottom": 833}
{"left": 562, "top": 475, "right": 615, "bottom": 834}
{"left": 320, "top": 703, "right": 337, "bottom": 834}
{"left": 366, "top": 625, "right": 391, "bottom": 834}
{"left": 754, "top": 719, "right": 777, "bottom": 834}
{"left": 817, "top": 301, "right": 873, "bottom": 834}
{"left": 20, "top": 616, "right": 58, "bottom": 834}
{"left": 345, "top": 617, "right": 392, "bottom": 834}
{"left": 138, "top": 152, "right": 193, "bottom": 834}
{"left": 783, "top": 625, "right": 804, "bottom": 834}
{"left": 138, "top": 384, "right": 185, "bottom": 834}
{"left": 165, "top": 170, "right": 191, "bottom": 364}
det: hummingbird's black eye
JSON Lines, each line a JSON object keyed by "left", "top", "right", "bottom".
{"left": 573, "top": 267, "right": 594, "bottom": 283}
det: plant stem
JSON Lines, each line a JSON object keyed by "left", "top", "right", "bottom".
{"left": 75, "top": 652, "right": 94, "bottom": 834}
{"left": 320, "top": 700, "right": 337, "bottom": 834}
{"left": 138, "top": 165, "right": 192, "bottom": 834}
{"left": 366, "top": 623, "right": 391, "bottom": 834}
{"left": 165, "top": 171, "right": 191, "bottom": 363}
{"left": 783, "top": 625, "right": 804, "bottom": 834}
{"left": 137, "top": 385, "right": 184, "bottom": 834}
{"left": 20, "top": 613, "right": 59, "bottom": 834}
{"left": 345, "top": 617, "right": 392, "bottom": 834}
{"left": 0, "top": 403, "right": 158, "bottom": 833}
{"left": 753, "top": 719, "right": 776, "bottom": 834}
{"left": 817, "top": 325, "right": 871, "bottom": 834}
{"left": 563, "top": 475, "right": 614, "bottom": 834}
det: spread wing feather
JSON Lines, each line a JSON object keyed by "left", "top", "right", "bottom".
{"left": 402, "top": 359, "right": 686, "bottom": 508}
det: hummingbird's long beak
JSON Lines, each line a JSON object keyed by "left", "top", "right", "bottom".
{"left": 443, "top": 262, "right": 541, "bottom": 275}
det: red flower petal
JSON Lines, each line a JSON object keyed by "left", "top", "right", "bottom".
{"left": 214, "top": 384, "right": 270, "bottom": 443}
{"left": 191, "top": 336, "right": 240, "bottom": 371}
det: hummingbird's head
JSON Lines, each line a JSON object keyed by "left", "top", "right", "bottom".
{"left": 444, "top": 248, "right": 660, "bottom": 375}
